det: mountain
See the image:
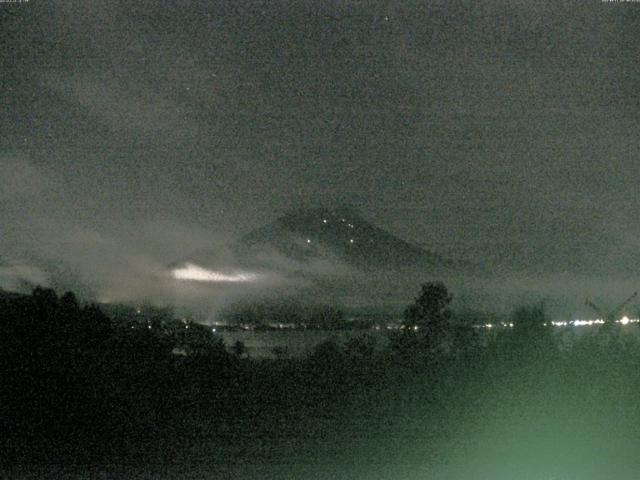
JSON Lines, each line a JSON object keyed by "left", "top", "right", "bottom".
{"left": 235, "top": 207, "right": 447, "bottom": 270}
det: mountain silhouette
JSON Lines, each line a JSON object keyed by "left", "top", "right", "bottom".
{"left": 235, "top": 207, "right": 446, "bottom": 269}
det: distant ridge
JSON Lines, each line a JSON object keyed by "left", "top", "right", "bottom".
{"left": 236, "top": 207, "right": 447, "bottom": 269}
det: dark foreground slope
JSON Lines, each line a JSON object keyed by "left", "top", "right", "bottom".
{"left": 3, "top": 288, "right": 640, "bottom": 479}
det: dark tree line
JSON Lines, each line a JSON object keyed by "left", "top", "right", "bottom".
{"left": 0, "top": 287, "right": 235, "bottom": 464}
{"left": 3, "top": 282, "right": 640, "bottom": 473}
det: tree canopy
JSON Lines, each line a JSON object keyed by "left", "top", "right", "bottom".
{"left": 401, "top": 281, "right": 453, "bottom": 352}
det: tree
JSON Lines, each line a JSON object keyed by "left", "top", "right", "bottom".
{"left": 59, "top": 291, "right": 80, "bottom": 315}
{"left": 500, "top": 303, "right": 558, "bottom": 363}
{"left": 233, "top": 340, "right": 247, "bottom": 357}
{"left": 403, "top": 281, "right": 452, "bottom": 341}
{"left": 389, "top": 282, "right": 454, "bottom": 364}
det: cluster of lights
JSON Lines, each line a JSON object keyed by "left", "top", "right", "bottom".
{"left": 474, "top": 316, "right": 639, "bottom": 329}
{"left": 265, "top": 322, "right": 296, "bottom": 330}
{"left": 312, "top": 217, "right": 356, "bottom": 245}
{"left": 372, "top": 325, "right": 400, "bottom": 331}
{"left": 571, "top": 319, "right": 604, "bottom": 326}
{"left": 475, "top": 323, "right": 514, "bottom": 329}
{"left": 550, "top": 316, "right": 639, "bottom": 327}
{"left": 327, "top": 217, "right": 354, "bottom": 228}
{"left": 399, "top": 325, "right": 420, "bottom": 331}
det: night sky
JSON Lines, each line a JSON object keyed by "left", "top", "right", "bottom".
{"left": 2, "top": 1, "right": 640, "bottom": 313}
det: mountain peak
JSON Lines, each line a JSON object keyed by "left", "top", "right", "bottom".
{"left": 237, "top": 208, "right": 445, "bottom": 269}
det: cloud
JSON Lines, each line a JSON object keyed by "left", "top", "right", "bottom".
{"left": 0, "top": 155, "right": 61, "bottom": 201}
{"left": 0, "top": 261, "right": 49, "bottom": 291}
{"left": 2, "top": 2, "right": 639, "bottom": 319}
{"left": 46, "top": 73, "right": 200, "bottom": 144}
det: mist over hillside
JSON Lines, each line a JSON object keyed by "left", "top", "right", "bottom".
{"left": 167, "top": 209, "right": 640, "bottom": 321}
{"left": 168, "top": 208, "right": 459, "bottom": 318}
{"left": 3, "top": 204, "right": 640, "bottom": 322}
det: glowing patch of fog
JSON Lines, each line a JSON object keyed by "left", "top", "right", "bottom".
{"left": 171, "top": 262, "right": 260, "bottom": 283}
